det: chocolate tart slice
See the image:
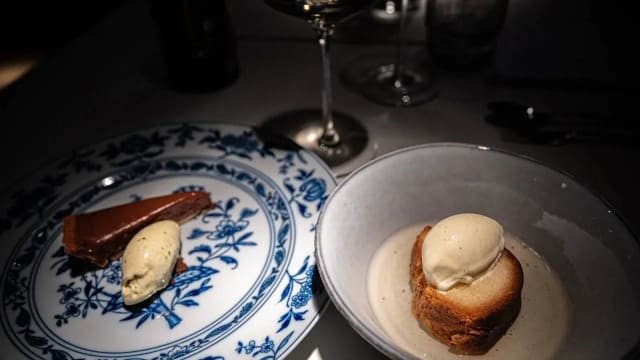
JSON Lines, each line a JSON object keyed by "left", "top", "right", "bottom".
{"left": 63, "top": 191, "right": 213, "bottom": 267}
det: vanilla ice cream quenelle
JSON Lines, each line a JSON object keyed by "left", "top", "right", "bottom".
{"left": 121, "top": 220, "right": 181, "bottom": 305}
{"left": 422, "top": 213, "right": 505, "bottom": 291}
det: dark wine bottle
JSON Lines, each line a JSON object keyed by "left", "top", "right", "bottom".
{"left": 148, "top": 0, "right": 239, "bottom": 92}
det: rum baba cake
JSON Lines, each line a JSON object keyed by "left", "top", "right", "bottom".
{"left": 409, "top": 215, "right": 524, "bottom": 355}
{"left": 63, "top": 191, "right": 214, "bottom": 267}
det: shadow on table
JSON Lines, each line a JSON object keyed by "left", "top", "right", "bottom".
{"left": 252, "top": 124, "right": 303, "bottom": 152}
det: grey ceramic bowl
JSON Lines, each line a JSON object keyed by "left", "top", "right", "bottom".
{"left": 316, "top": 143, "right": 640, "bottom": 359}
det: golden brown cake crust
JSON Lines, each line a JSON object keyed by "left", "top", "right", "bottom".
{"left": 410, "top": 226, "right": 524, "bottom": 355}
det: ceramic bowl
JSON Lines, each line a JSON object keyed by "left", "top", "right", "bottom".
{"left": 316, "top": 143, "right": 640, "bottom": 359}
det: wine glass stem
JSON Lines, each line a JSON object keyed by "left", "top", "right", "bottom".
{"left": 393, "top": 0, "right": 409, "bottom": 87}
{"left": 318, "top": 29, "right": 340, "bottom": 147}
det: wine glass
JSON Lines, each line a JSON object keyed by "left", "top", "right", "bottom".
{"left": 262, "top": 0, "right": 375, "bottom": 169}
{"left": 342, "top": 0, "right": 437, "bottom": 107}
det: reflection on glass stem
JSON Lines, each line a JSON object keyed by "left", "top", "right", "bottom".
{"left": 317, "top": 29, "right": 341, "bottom": 148}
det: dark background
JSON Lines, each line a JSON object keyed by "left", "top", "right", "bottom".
{"left": 1, "top": 0, "right": 640, "bottom": 92}
{"left": 0, "top": 1, "right": 123, "bottom": 58}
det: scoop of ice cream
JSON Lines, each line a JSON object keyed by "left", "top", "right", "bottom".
{"left": 422, "top": 213, "right": 505, "bottom": 291}
{"left": 121, "top": 220, "right": 181, "bottom": 305}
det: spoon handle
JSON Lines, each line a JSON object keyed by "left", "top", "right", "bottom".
{"left": 532, "top": 127, "right": 640, "bottom": 146}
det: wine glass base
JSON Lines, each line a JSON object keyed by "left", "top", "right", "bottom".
{"left": 341, "top": 56, "right": 438, "bottom": 107}
{"left": 260, "top": 109, "right": 370, "bottom": 169}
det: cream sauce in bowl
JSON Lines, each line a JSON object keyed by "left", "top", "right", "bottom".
{"left": 367, "top": 223, "right": 570, "bottom": 360}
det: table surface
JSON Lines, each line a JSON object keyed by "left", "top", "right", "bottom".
{"left": 1, "top": 0, "right": 639, "bottom": 359}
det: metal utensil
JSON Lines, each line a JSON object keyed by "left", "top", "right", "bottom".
{"left": 486, "top": 101, "right": 640, "bottom": 146}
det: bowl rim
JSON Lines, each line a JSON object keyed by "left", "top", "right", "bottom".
{"left": 315, "top": 142, "right": 640, "bottom": 359}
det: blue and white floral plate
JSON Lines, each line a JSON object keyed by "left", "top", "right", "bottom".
{"left": 0, "top": 123, "right": 336, "bottom": 359}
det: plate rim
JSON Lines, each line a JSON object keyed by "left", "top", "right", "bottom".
{"left": 337, "top": 142, "right": 639, "bottom": 245}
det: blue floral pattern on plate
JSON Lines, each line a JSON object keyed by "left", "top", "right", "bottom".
{"left": 0, "top": 124, "right": 335, "bottom": 359}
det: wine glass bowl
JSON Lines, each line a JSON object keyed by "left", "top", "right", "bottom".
{"left": 264, "top": 0, "right": 375, "bottom": 29}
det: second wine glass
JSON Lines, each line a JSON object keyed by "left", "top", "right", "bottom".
{"left": 342, "top": 0, "right": 437, "bottom": 107}
{"left": 262, "top": 0, "right": 375, "bottom": 169}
